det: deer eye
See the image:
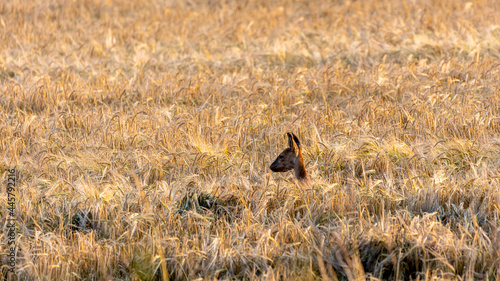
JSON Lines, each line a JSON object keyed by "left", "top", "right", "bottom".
{"left": 278, "top": 155, "right": 283, "bottom": 159}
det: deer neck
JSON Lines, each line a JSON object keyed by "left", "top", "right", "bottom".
{"left": 294, "top": 152, "right": 308, "bottom": 181}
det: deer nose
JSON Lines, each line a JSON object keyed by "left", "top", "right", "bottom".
{"left": 269, "top": 161, "right": 278, "bottom": 171}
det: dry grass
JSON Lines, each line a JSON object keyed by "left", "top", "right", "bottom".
{"left": 1, "top": 0, "right": 500, "bottom": 280}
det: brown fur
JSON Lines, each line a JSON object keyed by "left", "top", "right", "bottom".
{"left": 270, "top": 132, "right": 309, "bottom": 183}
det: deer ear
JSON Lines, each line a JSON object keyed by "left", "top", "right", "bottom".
{"left": 287, "top": 132, "right": 300, "bottom": 152}
{"left": 291, "top": 133, "right": 301, "bottom": 149}
{"left": 287, "top": 132, "right": 294, "bottom": 149}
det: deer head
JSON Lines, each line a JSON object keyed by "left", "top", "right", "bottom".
{"left": 270, "top": 132, "right": 308, "bottom": 181}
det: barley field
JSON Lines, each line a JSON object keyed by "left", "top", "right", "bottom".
{"left": 1, "top": 0, "right": 500, "bottom": 280}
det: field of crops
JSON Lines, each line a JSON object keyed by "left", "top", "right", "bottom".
{"left": 1, "top": 0, "right": 500, "bottom": 280}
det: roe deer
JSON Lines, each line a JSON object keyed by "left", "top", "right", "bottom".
{"left": 270, "top": 132, "right": 309, "bottom": 183}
